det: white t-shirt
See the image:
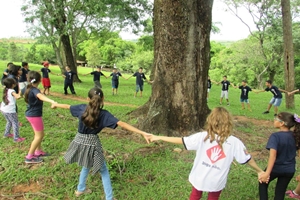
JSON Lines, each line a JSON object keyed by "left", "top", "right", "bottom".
{"left": 0, "top": 89, "right": 17, "bottom": 113}
{"left": 183, "top": 131, "right": 251, "bottom": 192}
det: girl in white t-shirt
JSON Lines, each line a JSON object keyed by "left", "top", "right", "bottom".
{"left": 1, "top": 78, "right": 25, "bottom": 142}
{"left": 150, "top": 107, "right": 265, "bottom": 200}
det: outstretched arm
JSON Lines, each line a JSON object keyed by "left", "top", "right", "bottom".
{"left": 127, "top": 75, "right": 133, "bottom": 80}
{"left": 259, "top": 149, "right": 276, "bottom": 182}
{"left": 117, "top": 121, "right": 151, "bottom": 143}
{"left": 279, "top": 88, "right": 288, "bottom": 93}
{"left": 36, "top": 93, "right": 56, "bottom": 103}
{"left": 51, "top": 103, "right": 71, "bottom": 109}
{"left": 247, "top": 158, "right": 268, "bottom": 183}
{"left": 288, "top": 89, "right": 300, "bottom": 96}
{"left": 150, "top": 135, "right": 183, "bottom": 144}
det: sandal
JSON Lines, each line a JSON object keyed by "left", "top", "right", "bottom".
{"left": 75, "top": 188, "right": 92, "bottom": 197}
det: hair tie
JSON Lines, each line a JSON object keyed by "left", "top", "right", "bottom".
{"left": 31, "top": 79, "right": 36, "bottom": 83}
{"left": 94, "top": 91, "right": 101, "bottom": 96}
{"left": 294, "top": 114, "right": 300, "bottom": 123}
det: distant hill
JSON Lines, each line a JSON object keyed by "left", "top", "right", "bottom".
{"left": 0, "top": 37, "right": 36, "bottom": 44}
{"left": 211, "top": 40, "right": 235, "bottom": 46}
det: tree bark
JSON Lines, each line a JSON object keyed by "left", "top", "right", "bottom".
{"left": 281, "top": 0, "right": 295, "bottom": 108}
{"left": 131, "top": 0, "right": 212, "bottom": 136}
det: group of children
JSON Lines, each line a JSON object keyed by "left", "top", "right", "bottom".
{"left": 2, "top": 62, "right": 300, "bottom": 199}
{"left": 208, "top": 75, "right": 297, "bottom": 116}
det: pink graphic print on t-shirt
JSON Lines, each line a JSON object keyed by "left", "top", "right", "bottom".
{"left": 206, "top": 145, "right": 226, "bottom": 164}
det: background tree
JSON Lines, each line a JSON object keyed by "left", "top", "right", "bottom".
{"left": 22, "top": 0, "right": 152, "bottom": 81}
{"left": 281, "top": 0, "right": 295, "bottom": 108}
{"left": 131, "top": 0, "right": 212, "bottom": 136}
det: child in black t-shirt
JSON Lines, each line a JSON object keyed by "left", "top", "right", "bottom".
{"left": 207, "top": 76, "right": 212, "bottom": 102}
{"left": 214, "top": 76, "right": 232, "bottom": 106}
{"left": 51, "top": 87, "right": 151, "bottom": 198}
{"left": 256, "top": 80, "right": 287, "bottom": 116}
{"left": 110, "top": 68, "right": 126, "bottom": 95}
{"left": 234, "top": 80, "right": 252, "bottom": 111}
{"left": 84, "top": 66, "right": 108, "bottom": 88}
{"left": 259, "top": 112, "right": 300, "bottom": 199}
{"left": 1, "top": 62, "right": 12, "bottom": 86}
{"left": 61, "top": 66, "right": 76, "bottom": 95}
{"left": 127, "top": 67, "right": 152, "bottom": 97}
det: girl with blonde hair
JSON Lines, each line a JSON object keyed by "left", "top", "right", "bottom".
{"left": 150, "top": 107, "right": 265, "bottom": 200}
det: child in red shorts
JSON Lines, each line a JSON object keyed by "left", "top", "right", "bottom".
{"left": 40, "top": 61, "right": 56, "bottom": 95}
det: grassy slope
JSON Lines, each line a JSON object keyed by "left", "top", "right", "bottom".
{"left": 0, "top": 60, "right": 299, "bottom": 199}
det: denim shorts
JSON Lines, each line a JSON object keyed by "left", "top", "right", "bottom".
{"left": 240, "top": 98, "right": 249, "bottom": 103}
{"left": 269, "top": 97, "right": 282, "bottom": 107}
{"left": 136, "top": 84, "right": 143, "bottom": 92}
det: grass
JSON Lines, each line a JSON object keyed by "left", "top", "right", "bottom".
{"left": 0, "top": 60, "right": 299, "bottom": 199}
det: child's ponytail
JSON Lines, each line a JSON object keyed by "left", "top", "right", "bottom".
{"left": 2, "top": 87, "right": 9, "bottom": 105}
{"left": 293, "top": 114, "right": 300, "bottom": 149}
{"left": 2, "top": 78, "right": 17, "bottom": 105}
{"left": 81, "top": 88, "right": 104, "bottom": 128}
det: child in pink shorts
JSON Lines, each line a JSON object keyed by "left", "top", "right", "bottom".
{"left": 24, "top": 71, "right": 56, "bottom": 164}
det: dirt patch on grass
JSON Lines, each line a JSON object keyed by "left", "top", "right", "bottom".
{"left": 233, "top": 116, "right": 272, "bottom": 127}
{"left": 50, "top": 91, "right": 138, "bottom": 108}
{"left": 0, "top": 182, "right": 42, "bottom": 200}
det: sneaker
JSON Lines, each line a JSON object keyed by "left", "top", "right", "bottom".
{"left": 34, "top": 151, "right": 50, "bottom": 157}
{"left": 25, "top": 156, "right": 43, "bottom": 164}
{"left": 286, "top": 190, "right": 293, "bottom": 195}
{"left": 262, "top": 111, "right": 270, "bottom": 114}
{"left": 75, "top": 188, "right": 92, "bottom": 197}
{"left": 3, "top": 133, "right": 14, "bottom": 138}
{"left": 14, "top": 137, "right": 25, "bottom": 142}
{"left": 227, "top": 103, "right": 230, "bottom": 106}
{"left": 274, "top": 114, "right": 278, "bottom": 117}
{"left": 287, "top": 190, "right": 300, "bottom": 199}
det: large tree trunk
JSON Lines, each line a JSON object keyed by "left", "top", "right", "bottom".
{"left": 131, "top": 0, "right": 212, "bottom": 136}
{"left": 53, "top": 0, "right": 81, "bottom": 82}
{"left": 281, "top": 0, "right": 295, "bottom": 108}
{"left": 60, "top": 34, "right": 81, "bottom": 82}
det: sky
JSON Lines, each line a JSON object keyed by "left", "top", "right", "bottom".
{"left": 0, "top": 0, "right": 257, "bottom": 41}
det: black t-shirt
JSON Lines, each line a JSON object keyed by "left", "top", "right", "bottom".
{"left": 7, "top": 74, "right": 19, "bottom": 93}
{"left": 266, "top": 131, "right": 296, "bottom": 173}
{"left": 207, "top": 80, "right": 212, "bottom": 89}
{"left": 265, "top": 86, "right": 282, "bottom": 98}
{"left": 70, "top": 104, "right": 119, "bottom": 134}
{"left": 91, "top": 71, "right": 104, "bottom": 81}
{"left": 19, "top": 68, "right": 30, "bottom": 82}
{"left": 2, "top": 69, "right": 8, "bottom": 80}
{"left": 133, "top": 72, "right": 146, "bottom": 85}
{"left": 110, "top": 72, "right": 122, "bottom": 82}
{"left": 221, "top": 80, "right": 230, "bottom": 91}
{"left": 25, "top": 87, "right": 43, "bottom": 117}
{"left": 239, "top": 86, "right": 252, "bottom": 99}
{"left": 41, "top": 68, "right": 51, "bottom": 78}
{"left": 64, "top": 71, "right": 76, "bottom": 83}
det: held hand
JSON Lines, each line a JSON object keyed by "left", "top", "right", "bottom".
{"left": 288, "top": 92, "right": 292, "bottom": 96}
{"left": 149, "top": 135, "right": 161, "bottom": 142}
{"left": 51, "top": 102, "right": 57, "bottom": 109}
{"left": 258, "top": 172, "right": 270, "bottom": 183}
{"left": 143, "top": 133, "right": 152, "bottom": 144}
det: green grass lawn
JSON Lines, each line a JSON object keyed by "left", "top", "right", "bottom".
{"left": 0, "top": 60, "right": 299, "bottom": 199}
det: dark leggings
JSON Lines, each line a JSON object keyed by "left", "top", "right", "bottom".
{"left": 259, "top": 171, "right": 294, "bottom": 200}
{"left": 64, "top": 82, "right": 75, "bottom": 94}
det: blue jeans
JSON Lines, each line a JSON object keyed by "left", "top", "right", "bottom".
{"left": 77, "top": 162, "right": 113, "bottom": 200}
